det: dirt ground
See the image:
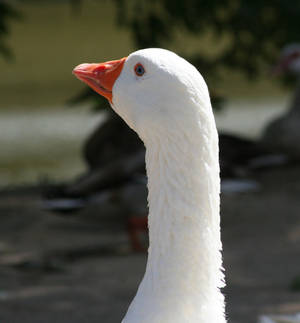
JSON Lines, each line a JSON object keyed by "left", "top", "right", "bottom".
{"left": 0, "top": 165, "right": 300, "bottom": 323}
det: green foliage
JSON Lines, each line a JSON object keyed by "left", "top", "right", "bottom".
{"left": 0, "top": 1, "right": 20, "bottom": 60}
{"left": 114, "top": 0, "right": 300, "bottom": 79}
{"left": 70, "top": 0, "right": 300, "bottom": 109}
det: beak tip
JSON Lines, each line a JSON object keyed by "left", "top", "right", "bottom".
{"left": 72, "top": 63, "right": 90, "bottom": 76}
{"left": 72, "top": 57, "right": 126, "bottom": 101}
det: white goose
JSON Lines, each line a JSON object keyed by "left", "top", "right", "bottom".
{"left": 73, "top": 48, "right": 226, "bottom": 323}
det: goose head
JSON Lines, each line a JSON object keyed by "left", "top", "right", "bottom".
{"left": 273, "top": 43, "right": 300, "bottom": 76}
{"left": 73, "top": 48, "right": 210, "bottom": 141}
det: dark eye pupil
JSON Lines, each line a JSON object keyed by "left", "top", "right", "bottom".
{"left": 135, "top": 64, "right": 144, "bottom": 76}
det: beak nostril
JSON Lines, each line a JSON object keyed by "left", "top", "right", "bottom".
{"left": 94, "top": 66, "right": 106, "bottom": 75}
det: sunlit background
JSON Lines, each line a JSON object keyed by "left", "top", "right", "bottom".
{"left": 1, "top": 1, "right": 132, "bottom": 185}
{"left": 1, "top": 2, "right": 300, "bottom": 323}
{"left": 0, "top": 0, "right": 289, "bottom": 186}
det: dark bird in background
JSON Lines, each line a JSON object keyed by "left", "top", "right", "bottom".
{"left": 44, "top": 46, "right": 299, "bottom": 251}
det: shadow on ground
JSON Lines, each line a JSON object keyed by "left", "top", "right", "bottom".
{"left": 0, "top": 165, "right": 300, "bottom": 323}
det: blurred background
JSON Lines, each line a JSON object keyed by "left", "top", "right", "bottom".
{"left": 0, "top": 1, "right": 299, "bottom": 323}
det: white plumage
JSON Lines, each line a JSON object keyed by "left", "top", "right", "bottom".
{"left": 114, "top": 49, "right": 225, "bottom": 323}
{"left": 74, "top": 48, "right": 226, "bottom": 323}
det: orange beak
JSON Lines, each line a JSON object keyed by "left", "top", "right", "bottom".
{"left": 72, "top": 57, "right": 127, "bottom": 102}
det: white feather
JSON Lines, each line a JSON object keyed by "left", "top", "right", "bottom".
{"left": 112, "top": 48, "right": 225, "bottom": 323}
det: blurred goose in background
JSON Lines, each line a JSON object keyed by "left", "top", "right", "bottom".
{"left": 257, "top": 43, "right": 300, "bottom": 323}
{"left": 262, "top": 43, "right": 300, "bottom": 159}
{"left": 73, "top": 48, "right": 226, "bottom": 323}
{"left": 45, "top": 47, "right": 298, "bottom": 249}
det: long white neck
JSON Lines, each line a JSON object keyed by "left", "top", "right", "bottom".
{"left": 122, "top": 103, "right": 225, "bottom": 323}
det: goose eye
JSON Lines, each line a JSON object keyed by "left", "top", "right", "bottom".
{"left": 134, "top": 63, "right": 145, "bottom": 76}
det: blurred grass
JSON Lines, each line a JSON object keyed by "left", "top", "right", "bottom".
{"left": 0, "top": 1, "right": 133, "bottom": 109}
{"left": 0, "top": 0, "right": 288, "bottom": 110}
{"left": 0, "top": 108, "right": 104, "bottom": 185}
{"left": 0, "top": 1, "right": 291, "bottom": 186}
